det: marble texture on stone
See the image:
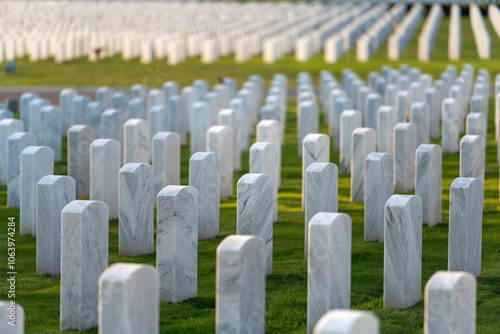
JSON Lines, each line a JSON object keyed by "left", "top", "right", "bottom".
{"left": 68, "top": 125, "right": 95, "bottom": 198}
{"left": 90, "top": 139, "right": 121, "bottom": 219}
{"left": 40, "top": 106, "right": 62, "bottom": 162}
{"left": 305, "top": 163, "right": 338, "bottom": 257}
{"left": 36, "top": 175, "right": 75, "bottom": 275}
{"left": 60, "top": 89, "right": 77, "bottom": 133}
{"left": 20, "top": 146, "right": 54, "bottom": 236}
{"left": 377, "top": 106, "right": 397, "bottom": 153}
{"left": 416, "top": 145, "right": 442, "bottom": 227}
{"left": 149, "top": 105, "right": 169, "bottom": 143}
{"left": 365, "top": 93, "right": 382, "bottom": 131}
{"left": 351, "top": 128, "right": 376, "bottom": 202}
{"left": 124, "top": 119, "right": 150, "bottom": 164}
{"left": 60, "top": 200, "right": 109, "bottom": 331}
{"left": 72, "top": 95, "right": 91, "bottom": 126}
{"left": 20, "top": 92, "right": 38, "bottom": 131}
{"left": 99, "top": 263, "right": 159, "bottom": 334}
{"left": 448, "top": 178, "right": 483, "bottom": 277}
{"left": 7, "top": 132, "right": 36, "bottom": 207}
{"left": 410, "top": 102, "right": 430, "bottom": 146}
{"left": 0, "top": 301, "right": 24, "bottom": 334}
{"left": 250, "top": 142, "right": 279, "bottom": 222}
{"left": 307, "top": 212, "right": 352, "bottom": 333}
{"left": 216, "top": 235, "right": 265, "bottom": 334}
{"left": 298, "top": 100, "right": 319, "bottom": 157}
{"left": 364, "top": 153, "right": 394, "bottom": 242}
{"left": 424, "top": 271, "right": 476, "bottom": 334}
{"left": 394, "top": 123, "right": 416, "bottom": 193}
{"left": 157, "top": 186, "right": 198, "bottom": 303}
{"left": 340, "top": 110, "right": 362, "bottom": 174}
{"left": 0, "top": 119, "right": 23, "bottom": 185}
{"left": 207, "top": 125, "right": 233, "bottom": 199}
{"left": 237, "top": 173, "right": 273, "bottom": 275}
{"left": 190, "top": 101, "right": 212, "bottom": 154}
{"left": 119, "top": 163, "right": 154, "bottom": 256}
{"left": 152, "top": 132, "right": 180, "bottom": 201}
{"left": 466, "top": 112, "right": 486, "bottom": 139}
{"left": 384, "top": 195, "right": 422, "bottom": 309}
{"left": 189, "top": 152, "right": 220, "bottom": 239}
{"left": 29, "top": 98, "right": 49, "bottom": 142}
{"left": 442, "top": 98, "right": 460, "bottom": 153}
{"left": 302, "top": 134, "right": 330, "bottom": 210}
{"left": 219, "top": 109, "right": 241, "bottom": 172}
{"left": 460, "top": 135, "right": 485, "bottom": 187}
{"left": 313, "top": 310, "right": 379, "bottom": 334}
{"left": 396, "top": 90, "right": 409, "bottom": 122}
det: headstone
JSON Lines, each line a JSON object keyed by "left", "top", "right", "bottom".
{"left": 68, "top": 125, "right": 95, "bottom": 198}
{"left": 149, "top": 105, "right": 169, "bottom": 143}
{"left": 124, "top": 119, "right": 150, "bottom": 164}
{"left": 351, "top": 128, "right": 376, "bottom": 202}
{"left": 307, "top": 212, "right": 352, "bottom": 333}
{"left": 396, "top": 90, "right": 409, "bottom": 122}
{"left": 302, "top": 134, "right": 330, "bottom": 210}
{"left": 460, "top": 135, "right": 485, "bottom": 187}
{"left": 168, "top": 94, "right": 187, "bottom": 145}
{"left": 157, "top": 186, "right": 198, "bottom": 303}
{"left": 340, "top": 110, "right": 362, "bottom": 174}
{"left": 384, "top": 195, "right": 422, "bottom": 308}
{"left": 119, "top": 163, "right": 154, "bottom": 256}
{"left": 357, "top": 87, "right": 370, "bottom": 126}
{"left": 60, "top": 89, "right": 77, "bottom": 133}
{"left": 237, "top": 173, "right": 273, "bottom": 275}
{"left": 189, "top": 152, "right": 220, "bottom": 239}
{"left": 97, "top": 87, "right": 113, "bottom": 108}
{"left": 101, "top": 109, "right": 125, "bottom": 162}
{"left": 99, "top": 263, "right": 159, "bottom": 334}
{"left": 111, "top": 92, "right": 129, "bottom": 118}
{"left": 425, "top": 88, "right": 440, "bottom": 139}
{"left": 448, "top": 177, "right": 483, "bottom": 277}
{"left": 0, "top": 119, "right": 23, "bottom": 185}
{"left": 230, "top": 98, "right": 249, "bottom": 151}
{"left": 305, "top": 163, "right": 338, "bottom": 257}
{"left": 207, "top": 125, "right": 234, "bottom": 199}
{"left": 190, "top": 101, "right": 211, "bottom": 154}
{"left": 366, "top": 93, "right": 382, "bottom": 131}
{"left": 410, "top": 102, "right": 430, "bottom": 146}
{"left": 152, "top": 132, "right": 180, "bottom": 200}
{"left": 60, "top": 200, "right": 109, "bottom": 331}
{"left": 20, "top": 146, "right": 54, "bottom": 236}
{"left": 147, "top": 89, "right": 164, "bottom": 114}
{"left": 36, "top": 175, "right": 75, "bottom": 275}
{"left": 193, "top": 79, "right": 208, "bottom": 101}
{"left": 182, "top": 86, "right": 197, "bottom": 132}
{"left": 0, "top": 301, "right": 24, "bottom": 334}
{"left": 163, "top": 81, "right": 179, "bottom": 104}
{"left": 424, "top": 271, "right": 476, "bottom": 334}
{"left": 416, "top": 145, "right": 442, "bottom": 227}
{"left": 0, "top": 109, "right": 13, "bottom": 121}
{"left": 466, "top": 113, "right": 486, "bottom": 139}
{"left": 128, "top": 97, "right": 147, "bottom": 120}
{"left": 331, "top": 96, "right": 352, "bottom": 151}
{"left": 364, "top": 153, "right": 394, "bottom": 242}
{"left": 394, "top": 123, "right": 416, "bottom": 193}
{"left": 7, "top": 132, "right": 36, "bottom": 207}
{"left": 131, "top": 84, "right": 147, "bottom": 99}
{"left": 85, "top": 102, "right": 104, "bottom": 136}
{"left": 250, "top": 142, "right": 279, "bottom": 222}
{"left": 216, "top": 235, "right": 265, "bottom": 334}
{"left": 29, "top": 98, "right": 49, "bottom": 142}
{"left": 377, "top": 106, "right": 397, "bottom": 153}
{"left": 298, "top": 100, "right": 319, "bottom": 157}
{"left": 90, "top": 139, "right": 121, "bottom": 219}
{"left": 313, "top": 310, "right": 379, "bottom": 334}
{"left": 20, "top": 92, "right": 38, "bottom": 130}
{"left": 40, "top": 106, "right": 62, "bottom": 162}
{"left": 72, "top": 95, "right": 91, "bottom": 126}
{"left": 219, "top": 109, "right": 241, "bottom": 172}
{"left": 442, "top": 98, "right": 459, "bottom": 153}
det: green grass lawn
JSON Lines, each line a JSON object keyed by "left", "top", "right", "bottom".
{"left": 1, "top": 8, "right": 500, "bottom": 334}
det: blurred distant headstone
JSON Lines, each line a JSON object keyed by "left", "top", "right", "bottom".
{"left": 6, "top": 98, "right": 18, "bottom": 113}
{"left": 5, "top": 61, "right": 16, "bottom": 74}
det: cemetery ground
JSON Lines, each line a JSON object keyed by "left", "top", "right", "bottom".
{"left": 0, "top": 11, "right": 500, "bottom": 334}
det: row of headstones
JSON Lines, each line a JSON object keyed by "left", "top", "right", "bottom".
{"left": 417, "top": 4, "right": 442, "bottom": 62}
{"left": 470, "top": 4, "right": 491, "bottom": 60}
{"left": 388, "top": 3, "right": 423, "bottom": 61}
{"left": 356, "top": 4, "right": 407, "bottom": 63}
{"left": 449, "top": 4, "right": 461, "bottom": 60}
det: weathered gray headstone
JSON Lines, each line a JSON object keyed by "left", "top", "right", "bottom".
{"left": 157, "top": 186, "right": 198, "bottom": 303}
{"left": 98, "top": 263, "right": 159, "bottom": 334}
{"left": 308, "top": 212, "right": 352, "bottom": 333}
{"left": 416, "top": 145, "right": 442, "bottom": 227}
{"left": 216, "top": 235, "right": 265, "bottom": 334}
{"left": 20, "top": 146, "right": 54, "bottom": 236}
{"left": 384, "top": 195, "right": 422, "bottom": 309}
{"left": 189, "top": 152, "right": 220, "bottom": 239}
{"left": 119, "top": 163, "right": 154, "bottom": 256}
{"left": 36, "top": 175, "right": 75, "bottom": 275}
{"left": 60, "top": 200, "right": 109, "bottom": 331}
